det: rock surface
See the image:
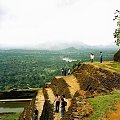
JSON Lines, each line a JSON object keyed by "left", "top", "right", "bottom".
{"left": 114, "top": 49, "right": 120, "bottom": 62}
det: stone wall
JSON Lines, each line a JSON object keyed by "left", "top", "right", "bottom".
{"left": 40, "top": 88, "right": 54, "bottom": 120}
{"left": 19, "top": 97, "right": 36, "bottom": 120}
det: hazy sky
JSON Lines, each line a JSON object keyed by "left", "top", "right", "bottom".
{"left": 0, "top": 0, "right": 120, "bottom": 48}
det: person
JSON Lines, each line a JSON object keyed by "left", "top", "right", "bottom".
{"left": 53, "top": 94, "right": 61, "bottom": 113}
{"left": 60, "top": 98, "right": 67, "bottom": 118}
{"left": 61, "top": 95, "right": 66, "bottom": 101}
{"left": 100, "top": 52, "right": 103, "bottom": 63}
{"left": 33, "top": 108, "right": 38, "bottom": 120}
{"left": 90, "top": 53, "right": 94, "bottom": 63}
{"left": 67, "top": 69, "right": 71, "bottom": 75}
{"left": 63, "top": 69, "right": 66, "bottom": 76}
{"left": 61, "top": 68, "right": 64, "bottom": 76}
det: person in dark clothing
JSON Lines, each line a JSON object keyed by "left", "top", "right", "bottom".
{"left": 64, "top": 69, "right": 66, "bottom": 76}
{"left": 60, "top": 98, "right": 66, "bottom": 118}
{"left": 34, "top": 109, "right": 38, "bottom": 120}
{"left": 100, "top": 52, "right": 103, "bottom": 63}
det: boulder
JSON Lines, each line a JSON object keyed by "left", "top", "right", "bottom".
{"left": 114, "top": 49, "right": 120, "bottom": 62}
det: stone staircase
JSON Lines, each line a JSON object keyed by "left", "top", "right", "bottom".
{"left": 41, "top": 74, "right": 80, "bottom": 120}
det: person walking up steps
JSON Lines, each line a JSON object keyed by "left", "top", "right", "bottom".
{"left": 53, "top": 94, "right": 61, "bottom": 113}
{"left": 60, "top": 98, "right": 67, "bottom": 118}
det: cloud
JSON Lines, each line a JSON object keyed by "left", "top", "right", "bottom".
{"left": 56, "top": 0, "right": 79, "bottom": 7}
{"left": 0, "top": 7, "right": 4, "bottom": 21}
{"left": 0, "top": 0, "right": 120, "bottom": 48}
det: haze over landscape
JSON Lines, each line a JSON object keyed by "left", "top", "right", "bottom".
{"left": 0, "top": 0, "right": 120, "bottom": 49}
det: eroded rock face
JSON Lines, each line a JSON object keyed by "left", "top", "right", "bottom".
{"left": 62, "top": 97, "right": 93, "bottom": 120}
{"left": 73, "top": 64, "right": 120, "bottom": 94}
{"left": 114, "top": 49, "right": 120, "bottom": 62}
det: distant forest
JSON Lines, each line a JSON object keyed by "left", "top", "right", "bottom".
{"left": 0, "top": 48, "right": 117, "bottom": 90}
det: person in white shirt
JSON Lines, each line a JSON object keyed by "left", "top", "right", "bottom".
{"left": 90, "top": 53, "right": 94, "bottom": 63}
{"left": 67, "top": 69, "right": 71, "bottom": 75}
{"left": 53, "top": 94, "right": 61, "bottom": 113}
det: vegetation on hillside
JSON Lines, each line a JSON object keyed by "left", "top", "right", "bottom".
{"left": 113, "top": 10, "right": 120, "bottom": 46}
{"left": 0, "top": 49, "right": 116, "bottom": 90}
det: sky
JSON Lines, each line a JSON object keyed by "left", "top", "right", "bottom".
{"left": 0, "top": 0, "right": 120, "bottom": 48}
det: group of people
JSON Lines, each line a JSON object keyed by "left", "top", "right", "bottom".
{"left": 90, "top": 52, "right": 103, "bottom": 63}
{"left": 61, "top": 68, "right": 71, "bottom": 76}
{"left": 53, "top": 94, "right": 67, "bottom": 119}
{"left": 33, "top": 94, "right": 67, "bottom": 120}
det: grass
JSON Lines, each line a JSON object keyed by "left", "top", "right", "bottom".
{"left": 0, "top": 112, "right": 21, "bottom": 120}
{"left": 88, "top": 92, "right": 120, "bottom": 120}
{"left": 93, "top": 61, "right": 120, "bottom": 72}
{"left": 107, "top": 62, "right": 120, "bottom": 72}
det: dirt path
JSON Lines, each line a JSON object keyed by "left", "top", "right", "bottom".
{"left": 63, "top": 75, "right": 80, "bottom": 97}
{"left": 45, "top": 88, "right": 55, "bottom": 103}
{"left": 35, "top": 89, "right": 45, "bottom": 120}
{"left": 106, "top": 102, "right": 120, "bottom": 120}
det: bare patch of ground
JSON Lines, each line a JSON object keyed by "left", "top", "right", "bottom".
{"left": 63, "top": 75, "right": 80, "bottom": 97}
{"left": 106, "top": 102, "right": 120, "bottom": 120}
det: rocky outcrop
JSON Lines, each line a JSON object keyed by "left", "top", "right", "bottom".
{"left": 114, "top": 49, "right": 120, "bottom": 62}
{"left": 73, "top": 64, "right": 120, "bottom": 94}
{"left": 62, "top": 97, "right": 93, "bottom": 120}
{"left": 61, "top": 63, "right": 120, "bottom": 120}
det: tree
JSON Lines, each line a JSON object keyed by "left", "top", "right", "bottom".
{"left": 113, "top": 10, "right": 120, "bottom": 46}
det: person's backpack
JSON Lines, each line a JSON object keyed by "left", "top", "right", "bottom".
{"left": 64, "top": 101, "right": 67, "bottom": 106}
